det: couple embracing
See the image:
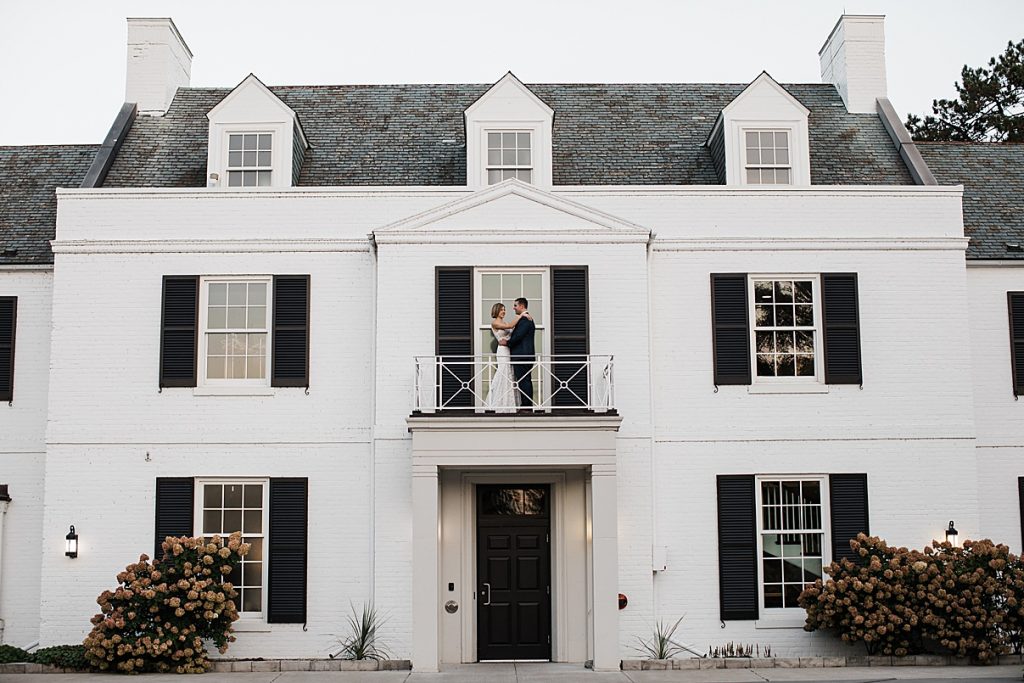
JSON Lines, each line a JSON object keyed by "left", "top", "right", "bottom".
{"left": 484, "top": 297, "right": 535, "bottom": 413}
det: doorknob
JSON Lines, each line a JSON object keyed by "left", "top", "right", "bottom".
{"left": 482, "top": 582, "right": 491, "bottom": 606}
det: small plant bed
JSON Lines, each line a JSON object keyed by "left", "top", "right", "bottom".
{"left": 620, "top": 653, "right": 1024, "bottom": 670}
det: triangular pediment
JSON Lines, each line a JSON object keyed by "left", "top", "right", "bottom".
{"left": 464, "top": 71, "right": 554, "bottom": 119}
{"left": 374, "top": 179, "right": 649, "bottom": 241}
{"left": 207, "top": 74, "right": 303, "bottom": 131}
{"left": 721, "top": 71, "right": 809, "bottom": 118}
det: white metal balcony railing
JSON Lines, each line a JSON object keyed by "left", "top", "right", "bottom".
{"left": 413, "top": 355, "right": 615, "bottom": 413}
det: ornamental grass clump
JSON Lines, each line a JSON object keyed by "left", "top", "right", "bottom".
{"left": 83, "top": 533, "right": 249, "bottom": 674}
{"left": 799, "top": 533, "right": 1024, "bottom": 662}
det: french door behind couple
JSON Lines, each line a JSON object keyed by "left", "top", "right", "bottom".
{"left": 476, "top": 484, "right": 552, "bottom": 661}
{"left": 474, "top": 269, "right": 549, "bottom": 408}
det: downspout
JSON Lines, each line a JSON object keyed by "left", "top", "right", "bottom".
{"left": 0, "top": 484, "right": 11, "bottom": 643}
{"left": 367, "top": 232, "right": 378, "bottom": 606}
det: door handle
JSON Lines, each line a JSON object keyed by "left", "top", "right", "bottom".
{"left": 483, "top": 582, "right": 491, "bottom": 606}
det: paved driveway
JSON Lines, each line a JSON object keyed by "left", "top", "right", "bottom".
{"left": 1, "top": 662, "right": 1022, "bottom": 682}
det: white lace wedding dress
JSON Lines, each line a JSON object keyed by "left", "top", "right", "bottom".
{"left": 484, "top": 327, "right": 517, "bottom": 413}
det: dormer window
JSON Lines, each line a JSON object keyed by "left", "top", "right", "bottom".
{"left": 464, "top": 73, "right": 553, "bottom": 188}
{"left": 744, "top": 130, "right": 791, "bottom": 185}
{"left": 227, "top": 133, "right": 273, "bottom": 187}
{"left": 487, "top": 131, "right": 533, "bottom": 184}
{"left": 206, "top": 75, "right": 307, "bottom": 189}
{"left": 706, "top": 72, "right": 810, "bottom": 186}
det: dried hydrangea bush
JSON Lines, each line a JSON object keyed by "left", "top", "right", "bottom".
{"left": 799, "top": 533, "right": 1024, "bottom": 662}
{"left": 83, "top": 533, "right": 249, "bottom": 673}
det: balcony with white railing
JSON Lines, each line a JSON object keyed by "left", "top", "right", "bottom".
{"left": 412, "top": 355, "right": 615, "bottom": 414}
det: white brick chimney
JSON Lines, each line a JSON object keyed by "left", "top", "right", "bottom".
{"left": 125, "top": 18, "right": 192, "bottom": 116}
{"left": 818, "top": 15, "right": 887, "bottom": 114}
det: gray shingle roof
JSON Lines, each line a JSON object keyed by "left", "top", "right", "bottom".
{"left": 0, "top": 145, "right": 98, "bottom": 265}
{"left": 918, "top": 143, "right": 1024, "bottom": 260}
{"left": 101, "top": 82, "right": 913, "bottom": 188}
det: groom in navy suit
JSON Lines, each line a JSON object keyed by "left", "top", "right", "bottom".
{"left": 504, "top": 297, "right": 536, "bottom": 410}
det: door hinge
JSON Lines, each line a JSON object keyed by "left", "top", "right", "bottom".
{"left": 546, "top": 533, "right": 550, "bottom": 543}
{"left": 547, "top": 635, "right": 551, "bottom": 644}
{"left": 546, "top": 585, "right": 550, "bottom": 595}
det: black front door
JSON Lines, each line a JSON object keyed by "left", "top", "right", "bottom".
{"left": 477, "top": 485, "right": 551, "bottom": 661}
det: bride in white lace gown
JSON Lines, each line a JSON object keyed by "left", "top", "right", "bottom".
{"left": 484, "top": 303, "right": 530, "bottom": 412}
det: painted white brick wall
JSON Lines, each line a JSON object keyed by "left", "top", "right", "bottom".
{"left": 38, "top": 444, "right": 371, "bottom": 657}
{"left": 0, "top": 270, "right": 52, "bottom": 647}
{"left": 37, "top": 184, "right": 972, "bottom": 660}
{"left": 818, "top": 15, "right": 888, "bottom": 114}
{"left": 967, "top": 264, "right": 1024, "bottom": 552}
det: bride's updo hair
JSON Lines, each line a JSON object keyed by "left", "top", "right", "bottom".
{"left": 490, "top": 302, "right": 505, "bottom": 319}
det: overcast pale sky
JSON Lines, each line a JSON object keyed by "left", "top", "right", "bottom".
{"left": 1, "top": 0, "right": 1021, "bottom": 146}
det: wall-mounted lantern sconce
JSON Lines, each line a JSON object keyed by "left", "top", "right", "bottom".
{"left": 945, "top": 520, "right": 959, "bottom": 548}
{"left": 65, "top": 525, "right": 79, "bottom": 558}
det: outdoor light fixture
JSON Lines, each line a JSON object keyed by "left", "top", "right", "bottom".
{"left": 65, "top": 525, "right": 78, "bottom": 558}
{"left": 945, "top": 520, "right": 959, "bottom": 547}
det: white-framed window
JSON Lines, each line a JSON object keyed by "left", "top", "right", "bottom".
{"left": 226, "top": 133, "right": 273, "bottom": 187}
{"left": 474, "top": 268, "right": 549, "bottom": 405}
{"left": 756, "top": 476, "right": 829, "bottom": 611}
{"left": 750, "top": 276, "right": 820, "bottom": 380}
{"left": 199, "top": 277, "right": 272, "bottom": 386}
{"left": 486, "top": 131, "right": 533, "bottom": 184}
{"left": 196, "top": 479, "right": 268, "bottom": 617}
{"left": 744, "top": 130, "right": 791, "bottom": 185}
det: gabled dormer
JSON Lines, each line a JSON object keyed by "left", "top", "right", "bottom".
{"left": 464, "top": 72, "right": 553, "bottom": 189}
{"left": 205, "top": 74, "right": 308, "bottom": 188}
{"left": 706, "top": 72, "right": 811, "bottom": 186}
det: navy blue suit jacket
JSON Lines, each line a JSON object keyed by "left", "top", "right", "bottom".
{"left": 507, "top": 314, "right": 536, "bottom": 358}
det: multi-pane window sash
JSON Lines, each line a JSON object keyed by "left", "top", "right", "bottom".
{"left": 200, "top": 481, "right": 267, "bottom": 615}
{"left": 204, "top": 280, "right": 269, "bottom": 382}
{"left": 745, "top": 130, "right": 791, "bottom": 185}
{"left": 753, "top": 278, "right": 816, "bottom": 378}
{"left": 759, "top": 479, "right": 825, "bottom": 609}
{"left": 487, "top": 131, "right": 532, "bottom": 184}
{"left": 227, "top": 133, "right": 272, "bottom": 187}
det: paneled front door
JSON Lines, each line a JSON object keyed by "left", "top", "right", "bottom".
{"left": 476, "top": 485, "right": 551, "bottom": 661}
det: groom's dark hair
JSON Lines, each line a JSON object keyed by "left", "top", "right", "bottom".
{"left": 515, "top": 297, "right": 529, "bottom": 308}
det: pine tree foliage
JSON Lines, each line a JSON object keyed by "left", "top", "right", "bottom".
{"left": 906, "top": 38, "right": 1024, "bottom": 142}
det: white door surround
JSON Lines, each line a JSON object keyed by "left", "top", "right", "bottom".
{"left": 407, "top": 415, "right": 621, "bottom": 672}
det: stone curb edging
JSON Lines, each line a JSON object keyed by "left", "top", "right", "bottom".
{"left": 621, "top": 654, "right": 1024, "bottom": 670}
{"left": 0, "top": 659, "right": 412, "bottom": 674}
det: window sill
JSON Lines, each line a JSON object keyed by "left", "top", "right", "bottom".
{"left": 232, "top": 619, "right": 272, "bottom": 633}
{"left": 747, "top": 383, "right": 828, "bottom": 395}
{"left": 193, "top": 386, "right": 275, "bottom": 397}
{"left": 755, "top": 614, "right": 806, "bottom": 629}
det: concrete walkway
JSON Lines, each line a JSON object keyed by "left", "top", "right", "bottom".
{"left": 2, "top": 662, "right": 1023, "bottom": 682}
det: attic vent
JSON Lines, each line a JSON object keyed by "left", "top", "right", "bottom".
{"left": 1, "top": 248, "right": 18, "bottom": 257}
{"left": 1007, "top": 243, "right": 1023, "bottom": 252}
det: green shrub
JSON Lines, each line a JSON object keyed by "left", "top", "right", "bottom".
{"left": 83, "top": 533, "right": 248, "bottom": 673}
{"left": 0, "top": 644, "right": 32, "bottom": 664}
{"left": 799, "top": 533, "right": 1024, "bottom": 662}
{"left": 32, "top": 645, "right": 89, "bottom": 670}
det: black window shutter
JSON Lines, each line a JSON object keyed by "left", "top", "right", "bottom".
{"left": 160, "top": 276, "right": 199, "bottom": 388}
{"left": 268, "top": 478, "right": 308, "bottom": 623}
{"left": 0, "top": 297, "right": 16, "bottom": 403}
{"left": 551, "top": 267, "right": 589, "bottom": 407}
{"left": 1019, "top": 477, "right": 1024, "bottom": 552}
{"left": 154, "top": 477, "right": 194, "bottom": 562}
{"left": 1007, "top": 293, "right": 1024, "bottom": 397}
{"left": 711, "top": 274, "right": 750, "bottom": 386}
{"left": 435, "top": 268, "right": 474, "bottom": 408}
{"left": 830, "top": 473, "right": 869, "bottom": 562}
{"left": 717, "top": 475, "right": 758, "bottom": 621}
{"left": 821, "top": 273, "right": 862, "bottom": 385}
{"left": 272, "top": 275, "right": 311, "bottom": 388}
